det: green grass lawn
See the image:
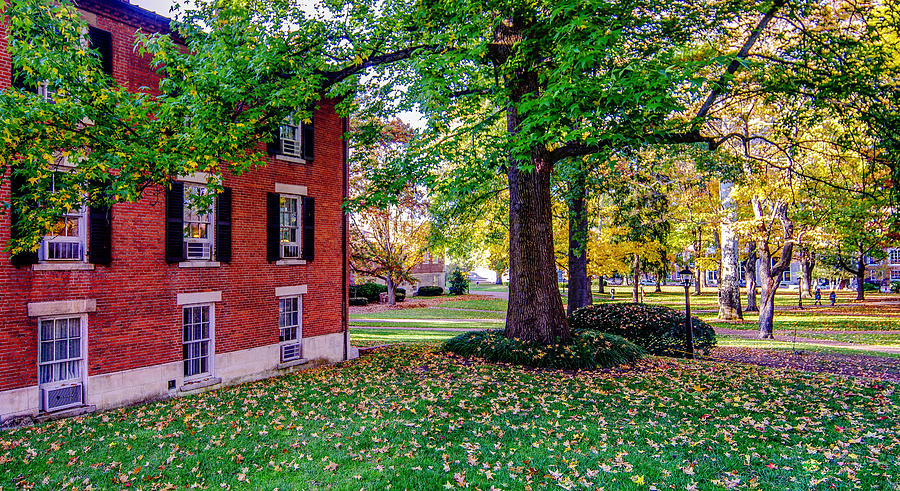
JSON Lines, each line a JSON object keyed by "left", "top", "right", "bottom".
{"left": 351, "top": 328, "right": 460, "bottom": 345}
{"left": 350, "top": 320, "right": 501, "bottom": 329}
{"left": 2, "top": 345, "right": 896, "bottom": 490}
{"left": 438, "top": 298, "right": 508, "bottom": 311}
{"left": 468, "top": 283, "right": 509, "bottom": 292}
{"left": 350, "top": 308, "right": 506, "bottom": 320}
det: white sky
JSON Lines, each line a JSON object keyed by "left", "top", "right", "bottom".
{"left": 132, "top": 0, "right": 177, "bottom": 17}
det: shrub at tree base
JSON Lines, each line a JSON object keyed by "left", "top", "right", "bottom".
{"left": 355, "top": 282, "right": 387, "bottom": 302}
{"left": 417, "top": 286, "right": 444, "bottom": 296}
{"left": 568, "top": 303, "right": 716, "bottom": 357}
{"left": 354, "top": 283, "right": 405, "bottom": 302}
{"left": 349, "top": 297, "right": 369, "bottom": 306}
{"left": 443, "top": 330, "right": 643, "bottom": 370}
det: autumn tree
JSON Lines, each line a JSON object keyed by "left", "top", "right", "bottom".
{"left": 4, "top": 0, "right": 896, "bottom": 346}
{"left": 348, "top": 118, "right": 431, "bottom": 304}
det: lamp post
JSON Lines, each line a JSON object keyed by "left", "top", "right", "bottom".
{"left": 679, "top": 268, "right": 695, "bottom": 360}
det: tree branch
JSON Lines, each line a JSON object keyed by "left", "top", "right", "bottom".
{"left": 696, "top": 0, "right": 787, "bottom": 119}
{"left": 315, "top": 45, "right": 445, "bottom": 87}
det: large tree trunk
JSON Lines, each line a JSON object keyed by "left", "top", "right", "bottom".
{"left": 799, "top": 248, "right": 815, "bottom": 298}
{"left": 744, "top": 242, "right": 759, "bottom": 312}
{"left": 655, "top": 272, "right": 662, "bottom": 293}
{"left": 386, "top": 278, "right": 396, "bottom": 306}
{"left": 632, "top": 255, "right": 640, "bottom": 303}
{"left": 717, "top": 181, "right": 743, "bottom": 320}
{"left": 758, "top": 276, "right": 778, "bottom": 338}
{"left": 753, "top": 199, "right": 794, "bottom": 338}
{"left": 495, "top": 270, "right": 504, "bottom": 285}
{"left": 855, "top": 257, "right": 866, "bottom": 301}
{"left": 504, "top": 116, "right": 570, "bottom": 343}
{"left": 598, "top": 275, "right": 605, "bottom": 293}
{"left": 566, "top": 174, "right": 592, "bottom": 315}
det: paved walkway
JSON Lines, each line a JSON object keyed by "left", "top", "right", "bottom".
{"left": 714, "top": 327, "right": 900, "bottom": 354}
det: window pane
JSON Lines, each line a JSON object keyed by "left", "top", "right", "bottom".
{"left": 40, "top": 342, "right": 54, "bottom": 363}
{"left": 39, "top": 365, "right": 51, "bottom": 384}
{"left": 55, "top": 340, "right": 68, "bottom": 360}
{"left": 73, "top": 319, "right": 81, "bottom": 338}
{"left": 55, "top": 321, "right": 67, "bottom": 339}
{"left": 40, "top": 321, "right": 54, "bottom": 341}
{"left": 69, "top": 340, "right": 80, "bottom": 359}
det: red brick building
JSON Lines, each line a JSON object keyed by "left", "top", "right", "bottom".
{"left": 0, "top": 0, "right": 352, "bottom": 422}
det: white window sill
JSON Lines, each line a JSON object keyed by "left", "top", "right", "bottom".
{"left": 33, "top": 262, "right": 95, "bottom": 271}
{"left": 274, "top": 154, "right": 307, "bottom": 164}
{"left": 275, "top": 259, "right": 307, "bottom": 266}
{"left": 179, "top": 377, "right": 222, "bottom": 393}
{"left": 178, "top": 261, "right": 221, "bottom": 268}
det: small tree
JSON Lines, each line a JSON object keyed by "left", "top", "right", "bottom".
{"left": 448, "top": 269, "right": 469, "bottom": 295}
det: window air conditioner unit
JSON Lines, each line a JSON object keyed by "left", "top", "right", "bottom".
{"left": 42, "top": 384, "right": 83, "bottom": 412}
{"left": 281, "top": 343, "right": 302, "bottom": 363}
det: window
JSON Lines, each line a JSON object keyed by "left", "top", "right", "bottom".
{"left": 782, "top": 270, "right": 791, "bottom": 282}
{"left": 278, "top": 119, "right": 303, "bottom": 158}
{"left": 891, "top": 271, "right": 900, "bottom": 280}
{"left": 183, "top": 185, "right": 214, "bottom": 260}
{"left": 891, "top": 250, "right": 900, "bottom": 264}
{"left": 707, "top": 270, "right": 718, "bottom": 282}
{"left": 279, "top": 196, "right": 301, "bottom": 258}
{"left": 39, "top": 317, "right": 83, "bottom": 385}
{"left": 182, "top": 305, "right": 212, "bottom": 379}
{"left": 278, "top": 296, "right": 302, "bottom": 362}
{"left": 41, "top": 175, "right": 86, "bottom": 261}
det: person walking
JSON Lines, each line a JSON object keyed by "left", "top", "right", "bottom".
{"left": 829, "top": 290, "right": 836, "bottom": 306}
{"left": 814, "top": 288, "right": 822, "bottom": 306}
{"left": 610, "top": 288, "right": 616, "bottom": 300}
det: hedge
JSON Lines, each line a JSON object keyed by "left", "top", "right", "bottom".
{"left": 568, "top": 303, "right": 716, "bottom": 357}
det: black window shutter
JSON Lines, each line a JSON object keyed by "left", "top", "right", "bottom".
{"left": 301, "top": 196, "right": 314, "bottom": 261}
{"left": 301, "top": 117, "right": 314, "bottom": 161}
{"left": 266, "top": 125, "right": 281, "bottom": 156}
{"left": 88, "top": 26, "right": 113, "bottom": 76}
{"left": 266, "top": 192, "right": 280, "bottom": 262}
{"left": 9, "top": 173, "right": 38, "bottom": 266}
{"left": 88, "top": 205, "right": 112, "bottom": 266}
{"left": 165, "top": 182, "right": 185, "bottom": 263}
{"left": 215, "top": 187, "right": 232, "bottom": 263}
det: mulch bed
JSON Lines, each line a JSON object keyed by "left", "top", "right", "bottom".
{"left": 707, "top": 346, "right": 900, "bottom": 383}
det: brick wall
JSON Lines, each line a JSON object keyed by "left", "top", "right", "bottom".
{"left": 0, "top": 1, "right": 347, "bottom": 392}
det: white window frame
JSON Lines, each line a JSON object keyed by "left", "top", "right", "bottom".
{"left": 890, "top": 250, "right": 900, "bottom": 265}
{"left": 891, "top": 270, "right": 900, "bottom": 281}
{"left": 279, "top": 194, "right": 302, "bottom": 259}
{"left": 182, "top": 303, "right": 215, "bottom": 381}
{"left": 278, "top": 117, "right": 303, "bottom": 158}
{"left": 183, "top": 184, "right": 215, "bottom": 261}
{"left": 277, "top": 296, "right": 303, "bottom": 362}
{"left": 707, "top": 270, "right": 718, "bottom": 282}
{"left": 782, "top": 270, "right": 791, "bottom": 282}
{"left": 40, "top": 173, "right": 87, "bottom": 262}
{"left": 37, "top": 314, "right": 88, "bottom": 409}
